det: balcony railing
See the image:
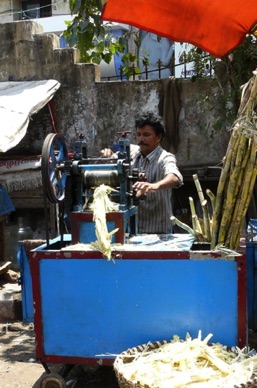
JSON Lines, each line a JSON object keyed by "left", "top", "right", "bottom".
{"left": 101, "top": 57, "right": 214, "bottom": 81}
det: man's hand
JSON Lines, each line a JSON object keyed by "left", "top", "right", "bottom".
{"left": 99, "top": 148, "right": 115, "bottom": 158}
{"left": 132, "top": 173, "right": 181, "bottom": 197}
{"left": 132, "top": 181, "right": 158, "bottom": 197}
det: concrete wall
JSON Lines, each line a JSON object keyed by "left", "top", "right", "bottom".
{"left": 0, "top": 1, "right": 16, "bottom": 22}
{"left": 0, "top": 20, "right": 231, "bottom": 168}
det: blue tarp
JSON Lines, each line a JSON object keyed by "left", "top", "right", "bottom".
{"left": 0, "top": 185, "right": 15, "bottom": 216}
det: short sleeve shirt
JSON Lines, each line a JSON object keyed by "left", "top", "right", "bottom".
{"left": 131, "top": 145, "right": 183, "bottom": 234}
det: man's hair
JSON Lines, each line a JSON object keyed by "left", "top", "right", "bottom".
{"left": 135, "top": 111, "right": 165, "bottom": 138}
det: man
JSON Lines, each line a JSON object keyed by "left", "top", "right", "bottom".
{"left": 101, "top": 112, "right": 183, "bottom": 234}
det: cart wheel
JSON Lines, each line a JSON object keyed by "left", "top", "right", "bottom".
{"left": 40, "top": 372, "right": 66, "bottom": 388}
{"left": 41, "top": 133, "right": 68, "bottom": 203}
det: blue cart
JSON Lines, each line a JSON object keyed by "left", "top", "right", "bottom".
{"left": 28, "top": 234, "right": 247, "bottom": 387}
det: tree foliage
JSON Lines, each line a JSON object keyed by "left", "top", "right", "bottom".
{"left": 65, "top": 0, "right": 257, "bottom": 89}
{"left": 64, "top": 0, "right": 140, "bottom": 77}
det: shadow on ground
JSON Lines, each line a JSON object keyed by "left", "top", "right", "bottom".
{"left": 0, "top": 322, "right": 119, "bottom": 387}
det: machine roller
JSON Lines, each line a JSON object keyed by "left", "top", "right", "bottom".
{"left": 41, "top": 132, "right": 144, "bottom": 246}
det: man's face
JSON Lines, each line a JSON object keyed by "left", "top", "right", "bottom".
{"left": 136, "top": 125, "right": 161, "bottom": 156}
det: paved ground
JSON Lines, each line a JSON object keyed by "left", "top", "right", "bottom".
{"left": 0, "top": 276, "right": 119, "bottom": 388}
{"left": 0, "top": 322, "right": 119, "bottom": 388}
{"left": 2, "top": 322, "right": 257, "bottom": 388}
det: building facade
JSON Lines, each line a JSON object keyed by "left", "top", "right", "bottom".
{"left": 0, "top": 0, "right": 70, "bottom": 23}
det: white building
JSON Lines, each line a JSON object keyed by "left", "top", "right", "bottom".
{"left": 0, "top": 0, "right": 70, "bottom": 22}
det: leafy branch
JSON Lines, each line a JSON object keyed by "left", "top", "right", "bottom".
{"left": 65, "top": 0, "right": 257, "bottom": 89}
{"left": 64, "top": 0, "right": 139, "bottom": 71}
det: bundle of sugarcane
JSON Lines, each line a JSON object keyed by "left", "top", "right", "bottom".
{"left": 190, "top": 175, "right": 214, "bottom": 242}
{"left": 211, "top": 70, "right": 257, "bottom": 250}
{"left": 171, "top": 174, "right": 215, "bottom": 242}
{"left": 89, "top": 184, "right": 119, "bottom": 260}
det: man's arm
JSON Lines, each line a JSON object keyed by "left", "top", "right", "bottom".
{"left": 133, "top": 173, "right": 180, "bottom": 196}
{"left": 100, "top": 144, "right": 139, "bottom": 159}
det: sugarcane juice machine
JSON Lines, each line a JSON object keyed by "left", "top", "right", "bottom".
{"left": 23, "top": 131, "right": 248, "bottom": 386}
{"left": 41, "top": 132, "right": 142, "bottom": 247}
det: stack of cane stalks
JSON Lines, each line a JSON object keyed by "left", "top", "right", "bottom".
{"left": 171, "top": 174, "right": 215, "bottom": 243}
{"left": 172, "top": 70, "right": 257, "bottom": 251}
{"left": 211, "top": 70, "right": 257, "bottom": 250}
{"left": 190, "top": 175, "right": 214, "bottom": 243}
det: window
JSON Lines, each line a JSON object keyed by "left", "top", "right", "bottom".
{"left": 21, "top": 0, "right": 52, "bottom": 19}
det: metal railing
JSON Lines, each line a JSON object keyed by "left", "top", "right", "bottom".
{"left": 101, "top": 56, "right": 214, "bottom": 81}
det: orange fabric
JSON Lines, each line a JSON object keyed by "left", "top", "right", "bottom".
{"left": 102, "top": 0, "right": 257, "bottom": 58}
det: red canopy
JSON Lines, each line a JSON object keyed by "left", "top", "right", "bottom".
{"left": 101, "top": 0, "right": 257, "bottom": 58}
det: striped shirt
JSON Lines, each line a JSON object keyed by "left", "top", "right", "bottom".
{"left": 131, "top": 145, "right": 183, "bottom": 234}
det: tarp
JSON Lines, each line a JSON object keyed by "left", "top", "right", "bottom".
{"left": 0, "top": 184, "right": 15, "bottom": 216}
{"left": 101, "top": 0, "right": 257, "bottom": 58}
{"left": 0, "top": 79, "right": 61, "bottom": 153}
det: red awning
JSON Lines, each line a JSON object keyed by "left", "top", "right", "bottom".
{"left": 101, "top": 0, "right": 257, "bottom": 58}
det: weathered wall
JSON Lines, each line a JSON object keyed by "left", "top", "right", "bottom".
{"left": 0, "top": 20, "right": 231, "bottom": 168}
{"left": 0, "top": 1, "right": 18, "bottom": 23}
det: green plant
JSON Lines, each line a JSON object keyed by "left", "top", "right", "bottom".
{"left": 179, "top": 36, "right": 257, "bottom": 134}
{"left": 64, "top": 0, "right": 141, "bottom": 70}
{"left": 186, "top": 36, "right": 257, "bottom": 110}
{"left": 64, "top": 0, "right": 121, "bottom": 64}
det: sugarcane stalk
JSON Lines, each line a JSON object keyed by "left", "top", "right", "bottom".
{"left": 170, "top": 216, "right": 195, "bottom": 236}
{"left": 209, "top": 218, "right": 213, "bottom": 235}
{"left": 244, "top": 74, "right": 257, "bottom": 121}
{"left": 192, "top": 215, "right": 206, "bottom": 241}
{"left": 232, "top": 161, "right": 257, "bottom": 248}
{"left": 192, "top": 214, "right": 203, "bottom": 238}
{"left": 229, "top": 124, "right": 243, "bottom": 171}
{"left": 234, "top": 128, "right": 249, "bottom": 166}
{"left": 217, "top": 131, "right": 249, "bottom": 244}
{"left": 189, "top": 196, "right": 196, "bottom": 216}
{"left": 220, "top": 169, "right": 230, "bottom": 216}
{"left": 238, "top": 73, "right": 257, "bottom": 119}
{"left": 192, "top": 174, "right": 211, "bottom": 241}
{"left": 212, "top": 72, "right": 257, "bottom": 251}
{"left": 189, "top": 196, "right": 202, "bottom": 233}
{"left": 191, "top": 214, "right": 200, "bottom": 236}
{"left": 221, "top": 133, "right": 252, "bottom": 246}
{"left": 193, "top": 174, "right": 205, "bottom": 204}
{"left": 206, "top": 189, "right": 216, "bottom": 214}
{"left": 229, "top": 179, "right": 254, "bottom": 250}
{"left": 211, "top": 126, "right": 242, "bottom": 249}
{"left": 225, "top": 135, "right": 257, "bottom": 249}
{"left": 202, "top": 199, "right": 211, "bottom": 241}
{"left": 237, "top": 77, "right": 255, "bottom": 117}
{"left": 233, "top": 176, "right": 257, "bottom": 250}
{"left": 195, "top": 230, "right": 205, "bottom": 242}
{"left": 198, "top": 218, "right": 205, "bottom": 237}
{"left": 239, "top": 165, "right": 257, "bottom": 231}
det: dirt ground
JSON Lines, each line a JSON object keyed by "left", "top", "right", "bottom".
{"left": 0, "top": 322, "right": 120, "bottom": 388}
{"left": 2, "top": 323, "right": 257, "bottom": 388}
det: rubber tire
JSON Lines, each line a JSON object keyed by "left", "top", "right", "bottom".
{"left": 40, "top": 372, "right": 66, "bottom": 388}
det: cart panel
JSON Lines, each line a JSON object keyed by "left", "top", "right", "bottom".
{"left": 37, "top": 257, "right": 239, "bottom": 359}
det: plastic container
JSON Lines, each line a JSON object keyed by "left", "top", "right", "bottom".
{"left": 17, "top": 217, "right": 33, "bottom": 242}
{"left": 6, "top": 217, "right": 33, "bottom": 271}
{"left": 6, "top": 222, "right": 19, "bottom": 268}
